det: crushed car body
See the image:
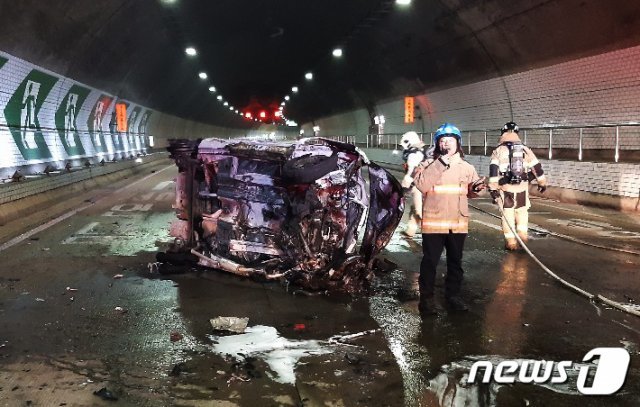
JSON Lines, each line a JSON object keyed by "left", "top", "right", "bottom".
{"left": 162, "top": 137, "right": 404, "bottom": 292}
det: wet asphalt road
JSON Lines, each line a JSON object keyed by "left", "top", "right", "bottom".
{"left": 0, "top": 162, "right": 639, "bottom": 406}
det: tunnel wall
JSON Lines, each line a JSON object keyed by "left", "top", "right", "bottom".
{"left": 306, "top": 44, "right": 640, "bottom": 202}
{"left": 308, "top": 43, "right": 640, "bottom": 148}
{"left": 0, "top": 50, "right": 294, "bottom": 180}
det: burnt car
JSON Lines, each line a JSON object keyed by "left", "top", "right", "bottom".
{"left": 162, "top": 137, "right": 404, "bottom": 292}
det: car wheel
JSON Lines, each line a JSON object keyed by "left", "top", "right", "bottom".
{"left": 282, "top": 152, "right": 338, "bottom": 183}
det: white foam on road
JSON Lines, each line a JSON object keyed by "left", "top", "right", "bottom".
{"left": 209, "top": 325, "right": 331, "bottom": 385}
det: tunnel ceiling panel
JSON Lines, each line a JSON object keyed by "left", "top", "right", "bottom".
{"left": 1, "top": 0, "right": 639, "bottom": 127}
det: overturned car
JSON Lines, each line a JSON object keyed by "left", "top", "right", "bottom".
{"left": 162, "top": 137, "right": 404, "bottom": 292}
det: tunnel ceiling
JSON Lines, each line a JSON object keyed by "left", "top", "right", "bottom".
{"left": 1, "top": 0, "right": 640, "bottom": 128}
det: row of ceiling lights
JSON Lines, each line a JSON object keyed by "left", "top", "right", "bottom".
{"left": 184, "top": 46, "right": 251, "bottom": 120}
{"left": 177, "top": 0, "right": 412, "bottom": 126}
{"left": 278, "top": 0, "right": 412, "bottom": 124}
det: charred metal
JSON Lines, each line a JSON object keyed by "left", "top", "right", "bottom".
{"left": 161, "top": 138, "right": 404, "bottom": 292}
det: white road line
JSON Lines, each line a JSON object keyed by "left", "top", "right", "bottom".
{"left": 0, "top": 165, "right": 174, "bottom": 253}
{"left": 532, "top": 200, "right": 607, "bottom": 218}
{"left": 471, "top": 219, "right": 503, "bottom": 231}
{"left": 62, "top": 222, "right": 100, "bottom": 244}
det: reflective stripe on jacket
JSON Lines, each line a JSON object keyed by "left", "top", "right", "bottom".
{"left": 413, "top": 153, "right": 480, "bottom": 234}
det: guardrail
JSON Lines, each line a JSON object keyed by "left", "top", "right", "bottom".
{"left": 325, "top": 123, "right": 640, "bottom": 163}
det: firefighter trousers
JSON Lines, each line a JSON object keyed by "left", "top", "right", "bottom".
{"left": 499, "top": 189, "right": 529, "bottom": 242}
{"left": 420, "top": 232, "right": 466, "bottom": 298}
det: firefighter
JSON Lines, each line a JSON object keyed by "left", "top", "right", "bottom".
{"left": 400, "top": 131, "right": 429, "bottom": 237}
{"left": 488, "top": 122, "right": 547, "bottom": 250}
{"left": 412, "top": 123, "right": 486, "bottom": 314}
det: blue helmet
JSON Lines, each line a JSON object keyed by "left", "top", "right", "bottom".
{"left": 434, "top": 122, "right": 462, "bottom": 145}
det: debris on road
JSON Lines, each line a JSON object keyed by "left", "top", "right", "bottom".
{"left": 328, "top": 329, "right": 380, "bottom": 346}
{"left": 210, "top": 317, "right": 249, "bottom": 334}
{"left": 170, "top": 331, "right": 183, "bottom": 342}
{"left": 93, "top": 387, "right": 118, "bottom": 401}
{"left": 113, "top": 274, "right": 124, "bottom": 279}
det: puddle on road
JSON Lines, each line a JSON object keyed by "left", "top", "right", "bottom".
{"left": 369, "top": 264, "right": 430, "bottom": 407}
{"left": 209, "top": 325, "right": 331, "bottom": 385}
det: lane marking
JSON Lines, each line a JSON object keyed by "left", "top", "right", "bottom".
{"left": 152, "top": 180, "right": 174, "bottom": 191}
{"left": 532, "top": 200, "right": 607, "bottom": 219}
{"left": 0, "top": 165, "right": 174, "bottom": 253}
{"left": 471, "top": 219, "right": 502, "bottom": 231}
{"left": 62, "top": 222, "right": 100, "bottom": 244}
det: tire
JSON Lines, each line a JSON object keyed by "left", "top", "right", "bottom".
{"left": 282, "top": 152, "right": 338, "bottom": 184}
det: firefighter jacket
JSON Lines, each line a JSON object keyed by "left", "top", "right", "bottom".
{"left": 488, "top": 132, "right": 547, "bottom": 202}
{"left": 413, "top": 153, "right": 480, "bottom": 234}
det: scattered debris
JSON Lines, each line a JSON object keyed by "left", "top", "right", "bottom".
{"left": 66, "top": 287, "right": 78, "bottom": 292}
{"left": 114, "top": 307, "right": 128, "bottom": 314}
{"left": 169, "top": 363, "right": 185, "bottom": 377}
{"left": 293, "top": 324, "right": 306, "bottom": 332}
{"left": 93, "top": 387, "right": 118, "bottom": 401}
{"left": 227, "top": 373, "right": 251, "bottom": 386}
{"left": 328, "top": 329, "right": 380, "bottom": 346}
{"left": 35, "top": 298, "right": 45, "bottom": 302}
{"left": 113, "top": 274, "right": 124, "bottom": 279}
{"left": 170, "top": 331, "right": 183, "bottom": 342}
{"left": 210, "top": 317, "right": 249, "bottom": 334}
{"left": 344, "top": 352, "right": 362, "bottom": 365}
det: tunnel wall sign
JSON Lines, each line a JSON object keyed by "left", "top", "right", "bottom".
{"left": 0, "top": 50, "right": 155, "bottom": 172}
{"left": 404, "top": 96, "right": 414, "bottom": 124}
{"left": 116, "top": 102, "right": 128, "bottom": 133}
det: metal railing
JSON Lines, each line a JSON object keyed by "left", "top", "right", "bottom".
{"left": 324, "top": 123, "right": 640, "bottom": 163}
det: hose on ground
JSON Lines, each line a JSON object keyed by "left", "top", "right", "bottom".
{"left": 491, "top": 196, "right": 640, "bottom": 318}
{"left": 469, "top": 201, "right": 640, "bottom": 256}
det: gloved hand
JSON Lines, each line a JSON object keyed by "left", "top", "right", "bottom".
{"left": 406, "top": 152, "right": 423, "bottom": 168}
{"left": 401, "top": 175, "right": 413, "bottom": 189}
{"left": 489, "top": 189, "right": 500, "bottom": 203}
{"left": 471, "top": 177, "right": 486, "bottom": 193}
{"left": 537, "top": 184, "right": 547, "bottom": 193}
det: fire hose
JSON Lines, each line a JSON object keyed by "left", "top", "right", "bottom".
{"left": 481, "top": 196, "right": 640, "bottom": 318}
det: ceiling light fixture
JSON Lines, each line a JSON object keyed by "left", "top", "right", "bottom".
{"left": 208, "top": 86, "right": 216, "bottom": 92}
{"left": 198, "top": 72, "right": 207, "bottom": 80}
{"left": 217, "top": 95, "right": 223, "bottom": 100}
{"left": 291, "top": 86, "right": 299, "bottom": 93}
{"left": 395, "top": 0, "right": 411, "bottom": 5}
{"left": 284, "top": 96, "right": 290, "bottom": 101}
{"left": 223, "top": 102, "right": 229, "bottom": 106}
{"left": 185, "top": 47, "right": 197, "bottom": 56}
{"left": 332, "top": 48, "right": 343, "bottom": 57}
{"left": 305, "top": 72, "right": 313, "bottom": 80}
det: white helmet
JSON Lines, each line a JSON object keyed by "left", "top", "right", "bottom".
{"left": 400, "top": 131, "right": 421, "bottom": 149}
